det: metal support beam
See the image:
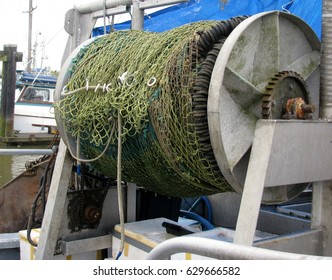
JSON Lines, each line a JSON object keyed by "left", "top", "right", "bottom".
{"left": 132, "top": 0, "right": 188, "bottom": 30}
{"left": 255, "top": 229, "right": 324, "bottom": 255}
{"left": 310, "top": 0, "right": 332, "bottom": 257}
{"left": 74, "top": 0, "right": 132, "bottom": 14}
{"left": 132, "top": 0, "right": 144, "bottom": 30}
{"left": 138, "top": 0, "right": 188, "bottom": 9}
{"left": 312, "top": 181, "right": 332, "bottom": 255}
{"left": 62, "top": 9, "right": 97, "bottom": 65}
{"left": 35, "top": 140, "right": 73, "bottom": 259}
{"left": 61, "top": 235, "right": 112, "bottom": 256}
{"left": 0, "top": 149, "right": 54, "bottom": 156}
{"left": 127, "top": 183, "right": 137, "bottom": 222}
{"left": 234, "top": 120, "right": 332, "bottom": 249}
{"left": 233, "top": 121, "right": 273, "bottom": 246}
{"left": 92, "top": 5, "right": 129, "bottom": 19}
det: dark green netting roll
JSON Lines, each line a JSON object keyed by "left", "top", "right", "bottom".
{"left": 56, "top": 17, "right": 247, "bottom": 198}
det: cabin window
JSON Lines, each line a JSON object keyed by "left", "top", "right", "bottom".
{"left": 19, "top": 87, "right": 51, "bottom": 103}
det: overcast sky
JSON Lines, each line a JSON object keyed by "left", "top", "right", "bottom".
{"left": 0, "top": 0, "right": 80, "bottom": 71}
{"left": 0, "top": 0, "right": 137, "bottom": 72}
{"left": 0, "top": 0, "right": 164, "bottom": 72}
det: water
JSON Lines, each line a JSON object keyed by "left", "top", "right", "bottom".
{"left": 0, "top": 143, "right": 47, "bottom": 187}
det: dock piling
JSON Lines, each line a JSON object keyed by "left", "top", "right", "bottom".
{"left": 0, "top": 44, "right": 23, "bottom": 138}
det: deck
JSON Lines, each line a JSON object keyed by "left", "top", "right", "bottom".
{"left": 0, "top": 132, "right": 60, "bottom": 145}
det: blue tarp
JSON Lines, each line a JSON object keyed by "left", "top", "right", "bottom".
{"left": 92, "top": 0, "right": 322, "bottom": 39}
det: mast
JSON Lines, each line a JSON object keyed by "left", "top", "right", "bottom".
{"left": 26, "top": 0, "right": 37, "bottom": 72}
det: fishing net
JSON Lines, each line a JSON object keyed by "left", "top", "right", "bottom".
{"left": 56, "top": 17, "right": 248, "bottom": 198}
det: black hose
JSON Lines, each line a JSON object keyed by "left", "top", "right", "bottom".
{"left": 192, "top": 16, "right": 249, "bottom": 172}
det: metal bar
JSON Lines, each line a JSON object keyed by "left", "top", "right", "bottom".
{"left": 93, "top": 5, "right": 129, "bottom": 19}
{"left": 0, "top": 149, "right": 54, "bottom": 156}
{"left": 311, "top": 181, "right": 332, "bottom": 256}
{"left": 320, "top": 0, "right": 332, "bottom": 118}
{"left": 132, "top": 0, "right": 144, "bottom": 30}
{"left": 254, "top": 229, "right": 324, "bottom": 255}
{"left": 233, "top": 120, "right": 275, "bottom": 246}
{"left": 35, "top": 140, "right": 73, "bottom": 260}
{"left": 138, "top": 0, "right": 188, "bottom": 10}
{"left": 74, "top": 0, "right": 132, "bottom": 14}
{"left": 146, "top": 236, "right": 332, "bottom": 260}
{"left": 62, "top": 235, "right": 112, "bottom": 256}
{"left": 310, "top": 0, "right": 332, "bottom": 257}
{"left": 127, "top": 182, "right": 137, "bottom": 222}
{"left": 0, "top": 233, "right": 20, "bottom": 250}
{"left": 262, "top": 120, "right": 332, "bottom": 186}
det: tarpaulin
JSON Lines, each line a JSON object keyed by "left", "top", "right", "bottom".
{"left": 92, "top": 0, "right": 322, "bottom": 39}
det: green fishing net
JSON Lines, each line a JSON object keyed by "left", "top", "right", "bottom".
{"left": 56, "top": 18, "right": 246, "bottom": 197}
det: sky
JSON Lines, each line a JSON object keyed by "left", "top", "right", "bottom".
{"left": 0, "top": 0, "right": 166, "bottom": 72}
{"left": 0, "top": 0, "right": 123, "bottom": 72}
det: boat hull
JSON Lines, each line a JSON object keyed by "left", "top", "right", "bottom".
{"left": 14, "top": 103, "right": 56, "bottom": 134}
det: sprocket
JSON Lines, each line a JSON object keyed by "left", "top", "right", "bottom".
{"left": 262, "top": 71, "right": 310, "bottom": 119}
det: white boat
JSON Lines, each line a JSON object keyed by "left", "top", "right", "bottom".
{"left": 14, "top": 70, "right": 57, "bottom": 134}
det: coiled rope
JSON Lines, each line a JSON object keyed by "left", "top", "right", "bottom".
{"left": 56, "top": 17, "right": 248, "bottom": 198}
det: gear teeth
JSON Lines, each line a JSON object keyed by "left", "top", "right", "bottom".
{"left": 261, "top": 71, "right": 309, "bottom": 119}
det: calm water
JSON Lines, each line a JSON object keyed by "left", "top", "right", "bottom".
{"left": 0, "top": 143, "right": 48, "bottom": 187}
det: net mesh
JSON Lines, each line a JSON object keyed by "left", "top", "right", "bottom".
{"left": 56, "top": 18, "right": 246, "bottom": 197}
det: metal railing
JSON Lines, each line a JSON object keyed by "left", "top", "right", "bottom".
{"left": 146, "top": 236, "right": 332, "bottom": 260}
{"left": 0, "top": 148, "right": 55, "bottom": 156}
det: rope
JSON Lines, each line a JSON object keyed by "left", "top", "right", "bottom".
{"left": 116, "top": 112, "right": 125, "bottom": 260}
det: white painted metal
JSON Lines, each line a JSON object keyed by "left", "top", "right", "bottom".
{"left": 312, "top": 182, "right": 332, "bottom": 256}
{"left": 62, "top": 0, "right": 189, "bottom": 63}
{"left": 132, "top": 0, "right": 144, "bottom": 30}
{"left": 320, "top": 0, "right": 332, "bottom": 117}
{"left": 74, "top": 0, "right": 132, "bottom": 14}
{"left": 232, "top": 121, "right": 273, "bottom": 245}
{"left": 234, "top": 120, "right": 332, "bottom": 246}
{"left": 138, "top": 0, "right": 188, "bottom": 9}
{"left": 255, "top": 229, "right": 324, "bottom": 255}
{"left": 62, "top": 10, "right": 97, "bottom": 65}
{"left": 35, "top": 140, "right": 73, "bottom": 260}
{"left": 62, "top": 235, "right": 112, "bottom": 256}
{"left": 311, "top": 0, "right": 332, "bottom": 257}
{"left": 0, "top": 149, "right": 53, "bottom": 155}
{"left": 208, "top": 11, "right": 320, "bottom": 203}
{"left": 92, "top": 5, "right": 129, "bottom": 18}
{"left": 146, "top": 236, "right": 332, "bottom": 260}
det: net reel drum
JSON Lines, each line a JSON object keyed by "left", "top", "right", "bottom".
{"left": 54, "top": 11, "right": 320, "bottom": 204}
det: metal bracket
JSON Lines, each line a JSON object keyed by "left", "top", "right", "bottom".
{"left": 233, "top": 119, "right": 332, "bottom": 250}
{"left": 35, "top": 140, "right": 73, "bottom": 259}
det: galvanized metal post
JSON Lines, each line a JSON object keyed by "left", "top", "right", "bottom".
{"left": 74, "top": 0, "right": 132, "bottom": 13}
{"left": 320, "top": 1, "right": 332, "bottom": 117}
{"left": 0, "top": 45, "right": 22, "bottom": 138}
{"left": 35, "top": 140, "right": 73, "bottom": 259}
{"left": 311, "top": 0, "right": 332, "bottom": 256}
{"left": 132, "top": 0, "right": 144, "bottom": 30}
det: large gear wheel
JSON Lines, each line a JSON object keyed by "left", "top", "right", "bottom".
{"left": 262, "top": 71, "right": 310, "bottom": 119}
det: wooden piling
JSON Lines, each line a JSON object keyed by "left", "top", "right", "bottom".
{"left": 0, "top": 44, "right": 23, "bottom": 137}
